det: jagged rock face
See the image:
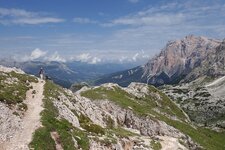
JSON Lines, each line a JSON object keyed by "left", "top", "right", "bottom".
{"left": 94, "top": 100, "right": 182, "bottom": 137}
{"left": 143, "top": 35, "right": 220, "bottom": 84}
{"left": 184, "top": 39, "right": 225, "bottom": 81}
{"left": 0, "top": 103, "right": 22, "bottom": 142}
{"left": 163, "top": 76, "right": 225, "bottom": 127}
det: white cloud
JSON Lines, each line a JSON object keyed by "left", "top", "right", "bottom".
{"left": 73, "top": 17, "right": 97, "bottom": 24}
{"left": 132, "top": 53, "right": 139, "bottom": 61}
{"left": 12, "top": 17, "right": 64, "bottom": 25}
{"left": 0, "top": 8, "right": 64, "bottom": 25}
{"left": 103, "top": 1, "right": 224, "bottom": 28}
{"left": 90, "top": 57, "right": 101, "bottom": 64}
{"left": 30, "top": 48, "right": 47, "bottom": 60}
{"left": 118, "top": 51, "right": 149, "bottom": 63}
{"left": 45, "top": 51, "right": 66, "bottom": 62}
{"left": 70, "top": 53, "right": 101, "bottom": 64}
{"left": 128, "top": 0, "right": 140, "bottom": 3}
{"left": 21, "top": 48, "right": 47, "bottom": 61}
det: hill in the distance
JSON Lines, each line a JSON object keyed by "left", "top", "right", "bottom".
{"left": 0, "top": 60, "right": 137, "bottom": 88}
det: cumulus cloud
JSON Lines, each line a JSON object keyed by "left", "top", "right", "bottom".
{"left": 22, "top": 48, "right": 47, "bottom": 61}
{"left": 0, "top": 8, "right": 64, "bottom": 25}
{"left": 30, "top": 48, "right": 47, "bottom": 60}
{"left": 45, "top": 51, "right": 66, "bottom": 62}
{"left": 70, "top": 53, "right": 101, "bottom": 64}
{"left": 18, "top": 49, "right": 66, "bottom": 62}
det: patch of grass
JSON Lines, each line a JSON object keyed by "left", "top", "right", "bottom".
{"left": 151, "top": 140, "right": 162, "bottom": 150}
{"left": 77, "top": 113, "right": 105, "bottom": 135}
{"left": 81, "top": 86, "right": 187, "bottom": 121}
{"left": 110, "top": 127, "right": 138, "bottom": 138}
{"left": 103, "top": 116, "right": 114, "bottom": 128}
{"left": 73, "top": 129, "right": 89, "bottom": 150}
{"left": 10, "top": 71, "right": 38, "bottom": 83}
{"left": 160, "top": 115, "right": 225, "bottom": 150}
{"left": 12, "top": 111, "right": 20, "bottom": 116}
{"left": 82, "top": 123, "right": 105, "bottom": 135}
{"left": 18, "top": 102, "right": 28, "bottom": 111}
{"left": 29, "top": 127, "right": 55, "bottom": 150}
{"left": 0, "top": 71, "right": 37, "bottom": 104}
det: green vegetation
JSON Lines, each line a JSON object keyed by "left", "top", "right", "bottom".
{"left": 81, "top": 85, "right": 187, "bottom": 121}
{"left": 110, "top": 127, "right": 137, "bottom": 138}
{"left": 73, "top": 129, "right": 89, "bottom": 150}
{"left": 30, "top": 81, "right": 89, "bottom": 150}
{"left": 151, "top": 140, "right": 162, "bottom": 150}
{"left": 0, "top": 71, "right": 38, "bottom": 104}
{"left": 81, "top": 85, "right": 225, "bottom": 150}
{"left": 30, "top": 81, "right": 142, "bottom": 149}
{"left": 18, "top": 102, "right": 28, "bottom": 111}
{"left": 159, "top": 114, "right": 225, "bottom": 150}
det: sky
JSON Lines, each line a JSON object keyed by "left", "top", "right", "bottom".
{"left": 0, "top": 0, "right": 225, "bottom": 64}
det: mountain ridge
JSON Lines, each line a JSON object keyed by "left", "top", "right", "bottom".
{"left": 94, "top": 35, "right": 222, "bottom": 86}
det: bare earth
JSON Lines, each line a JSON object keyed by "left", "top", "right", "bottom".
{"left": 2, "top": 79, "right": 45, "bottom": 150}
{"left": 158, "top": 136, "right": 187, "bottom": 150}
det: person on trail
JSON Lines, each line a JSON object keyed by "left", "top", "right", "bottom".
{"left": 39, "top": 67, "right": 44, "bottom": 80}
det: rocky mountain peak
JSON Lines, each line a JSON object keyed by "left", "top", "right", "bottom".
{"left": 142, "top": 35, "right": 221, "bottom": 85}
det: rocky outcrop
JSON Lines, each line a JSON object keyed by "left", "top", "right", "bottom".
{"left": 94, "top": 100, "right": 182, "bottom": 137}
{"left": 0, "top": 103, "right": 22, "bottom": 143}
{"left": 0, "top": 65, "right": 24, "bottom": 74}
{"left": 142, "top": 35, "right": 220, "bottom": 85}
{"left": 184, "top": 39, "right": 225, "bottom": 82}
{"left": 163, "top": 76, "right": 225, "bottom": 127}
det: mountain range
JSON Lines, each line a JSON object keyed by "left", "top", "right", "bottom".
{"left": 1, "top": 35, "right": 225, "bottom": 149}
{"left": 95, "top": 35, "right": 223, "bottom": 86}
{"left": 0, "top": 60, "right": 137, "bottom": 88}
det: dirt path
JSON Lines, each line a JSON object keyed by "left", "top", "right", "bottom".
{"left": 158, "top": 136, "right": 187, "bottom": 150}
{"left": 3, "top": 79, "right": 45, "bottom": 150}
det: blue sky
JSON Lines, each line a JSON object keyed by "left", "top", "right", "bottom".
{"left": 0, "top": 0, "right": 225, "bottom": 64}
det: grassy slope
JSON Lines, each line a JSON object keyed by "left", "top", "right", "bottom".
{"left": 81, "top": 85, "right": 225, "bottom": 150}
{"left": 81, "top": 85, "right": 186, "bottom": 121}
{"left": 0, "top": 71, "right": 38, "bottom": 104}
{"left": 30, "top": 81, "right": 137, "bottom": 150}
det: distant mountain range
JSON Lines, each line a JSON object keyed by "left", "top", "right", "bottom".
{"left": 0, "top": 60, "right": 136, "bottom": 88}
{"left": 95, "top": 35, "right": 224, "bottom": 86}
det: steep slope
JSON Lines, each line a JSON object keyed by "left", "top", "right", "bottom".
{"left": 162, "top": 75, "right": 225, "bottom": 128}
{"left": 30, "top": 80, "right": 225, "bottom": 150}
{"left": 94, "top": 66, "right": 145, "bottom": 87}
{"left": 2, "top": 79, "right": 45, "bottom": 150}
{"left": 1, "top": 65, "right": 225, "bottom": 150}
{"left": 183, "top": 39, "right": 225, "bottom": 81}
{"left": 95, "top": 35, "right": 221, "bottom": 86}
{"left": 0, "top": 66, "right": 43, "bottom": 149}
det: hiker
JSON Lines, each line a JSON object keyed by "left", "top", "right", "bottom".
{"left": 39, "top": 67, "right": 44, "bottom": 80}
